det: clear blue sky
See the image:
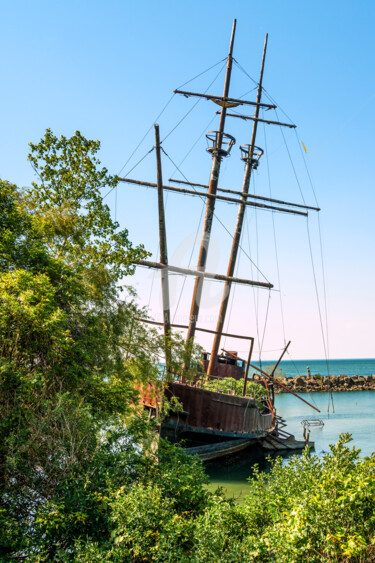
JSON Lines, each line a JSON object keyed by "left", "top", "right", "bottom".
{"left": 1, "top": 1, "right": 374, "bottom": 361}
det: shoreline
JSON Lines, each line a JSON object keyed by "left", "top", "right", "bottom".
{"left": 271, "top": 374, "right": 375, "bottom": 394}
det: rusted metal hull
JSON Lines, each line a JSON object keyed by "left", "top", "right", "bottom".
{"left": 160, "top": 381, "right": 274, "bottom": 447}
{"left": 202, "top": 358, "right": 244, "bottom": 380}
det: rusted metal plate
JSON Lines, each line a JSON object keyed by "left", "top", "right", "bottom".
{"left": 202, "top": 359, "right": 244, "bottom": 380}
{"left": 164, "top": 382, "right": 272, "bottom": 435}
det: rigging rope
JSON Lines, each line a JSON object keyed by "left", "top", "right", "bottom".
{"left": 263, "top": 117, "right": 287, "bottom": 347}
{"left": 160, "top": 147, "right": 272, "bottom": 284}
{"left": 117, "top": 97, "right": 174, "bottom": 177}
{"left": 244, "top": 178, "right": 264, "bottom": 367}
{"left": 162, "top": 60, "right": 227, "bottom": 144}
{"left": 294, "top": 129, "right": 331, "bottom": 380}
{"left": 116, "top": 58, "right": 225, "bottom": 178}
{"left": 233, "top": 59, "right": 258, "bottom": 86}
{"left": 222, "top": 246, "right": 241, "bottom": 350}
{"left": 103, "top": 147, "right": 155, "bottom": 202}
{"left": 293, "top": 126, "right": 332, "bottom": 412}
{"left": 175, "top": 58, "right": 227, "bottom": 90}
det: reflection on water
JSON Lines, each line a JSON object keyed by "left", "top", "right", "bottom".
{"left": 205, "top": 391, "right": 375, "bottom": 501}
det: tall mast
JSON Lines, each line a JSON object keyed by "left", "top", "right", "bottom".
{"left": 154, "top": 123, "right": 171, "bottom": 375}
{"left": 185, "top": 19, "right": 237, "bottom": 361}
{"left": 208, "top": 34, "right": 268, "bottom": 375}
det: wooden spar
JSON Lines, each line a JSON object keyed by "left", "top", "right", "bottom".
{"left": 223, "top": 349, "right": 320, "bottom": 413}
{"left": 242, "top": 338, "right": 255, "bottom": 397}
{"left": 268, "top": 341, "right": 291, "bottom": 404}
{"left": 248, "top": 361, "right": 321, "bottom": 413}
{"left": 223, "top": 112, "right": 297, "bottom": 129}
{"left": 185, "top": 19, "right": 236, "bottom": 361}
{"left": 174, "top": 89, "right": 276, "bottom": 110}
{"left": 270, "top": 341, "right": 291, "bottom": 377}
{"left": 168, "top": 178, "right": 320, "bottom": 212}
{"left": 137, "top": 318, "right": 255, "bottom": 341}
{"left": 208, "top": 34, "right": 269, "bottom": 375}
{"left": 120, "top": 178, "right": 308, "bottom": 217}
{"left": 136, "top": 259, "right": 273, "bottom": 288}
{"left": 154, "top": 124, "right": 171, "bottom": 374}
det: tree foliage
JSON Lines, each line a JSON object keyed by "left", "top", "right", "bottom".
{"left": 2, "top": 131, "right": 374, "bottom": 562}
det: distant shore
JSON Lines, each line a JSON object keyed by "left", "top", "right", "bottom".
{"left": 271, "top": 374, "right": 375, "bottom": 394}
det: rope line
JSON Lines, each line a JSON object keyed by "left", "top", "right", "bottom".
{"left": 263, "top": 118, "right": 287, "bottom": 346}
{"left": 175, "top": 58, "right": 227, "bottom": 90}
{"left": 223, "top": 247, "right": 241, "bottom": 350}
{"left": 275, "top": 108, "right": 307, "bottom": 206}
{"left": 233, "top": 59, "right": 258, "bottom": 86}
{"left": 172, "top": 206, "right": 205, "bottom": 323}
{"left": 294, "top": 129, "right": 320, "bottom": 208}
{"left": 117, "top": 96, "right": 174, "bottom": 177}
{"left": 116, "top": 58, "right": 226, "bottom": 179}
{"left": 103, "top": 147, "right": 154, "bottom": 201}
{"left": 305, "top": 217, "right": 330, "bottom": 376}
{"left": 160, "top": 147, "right": 271, "bottom": 284}
{"left": 162, "top": 60, "right": 227, "bottom": 144}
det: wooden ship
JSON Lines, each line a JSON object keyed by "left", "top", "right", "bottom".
{"left": 122, "top": 20, "right": 320, "bottom": 460}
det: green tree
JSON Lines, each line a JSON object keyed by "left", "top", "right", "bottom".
{"left": 0, "top": 130, "right": 151, "bottom": 557}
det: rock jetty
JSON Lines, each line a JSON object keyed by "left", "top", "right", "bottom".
{"left": 272, "top": 374, "right": 375, "bottom": 394}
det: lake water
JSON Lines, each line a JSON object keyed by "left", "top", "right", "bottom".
{"left": 254, "top": 357, "right": 375, "bottom": 378}
{"left": 205, "top": 369, "right": 375, "bottom": 501}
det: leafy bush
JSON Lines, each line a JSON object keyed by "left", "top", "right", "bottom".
{"left": 201, "top": 377, "right": 267, "bottom": 407}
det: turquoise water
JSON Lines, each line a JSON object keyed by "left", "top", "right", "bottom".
{"left": 206, "top": 387, "right": 375, "bottom": 501}
{"left": 275, "top": 390, "right": 375, "bottom": 457}
{"left": 255, "top": 357, "right": 375, "bottom": 378}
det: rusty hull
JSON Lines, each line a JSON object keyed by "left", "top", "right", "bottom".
{"left": 202, "top": 359, "right": 244, "bottom": 380}
{"left": 160, "top": 381, "right": 273, "bottom": 446}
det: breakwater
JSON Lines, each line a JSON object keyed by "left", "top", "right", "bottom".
{"left": 273, "top": 374, "right": 375, "bottom": 394}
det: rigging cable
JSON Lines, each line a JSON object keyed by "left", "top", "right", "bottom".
{"left": 176, "top": 58, "right": 227, "bottom": 90}
{"left": 252, "top": 175, "right": 264, "bottom": 365}
{"left": 222, "top": 245, "right": 241, "bottom": 351}
{"left": 103, "top": 147, "right": 155, "bottom": 202}
{"left": 166, "top": 115, "right": 218, "bottom": 322}
{"left": 160, "top": 147, "right": 272, "bottom": 285}
{"left": 294, "top": 130, "right": 333, "bottom": 413}
{"left": 295, "top": 129, "right": 331, "bottom": 367}
{"left": 117, "top": 98, "right": 173, "bottom": 177}
{"left": 244, "top": 180, "right": 263, "bottom": 367}
{"left": 162, "top": 60, "right": 227, "bottom": 144}
{"left": 233, "top": 59, "right": 259, "bottom": 87}
{"left": 263, "top": 116, "right": 287, "bottom": 347}
{"left": 275, "top": 113, "right": 332, "bottom": 413}
{"left": 116, "top": 58, "right": 226, "bottom": 178}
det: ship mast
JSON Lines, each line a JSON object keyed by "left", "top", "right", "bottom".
{"left": 154, "top": 123, "right": 172, "bottom": 375}
{"left": 208, "top": 34, "right": 268, "bottom": 375}
{"left": 183, "top": 19, "right": 237, "bottom": 364}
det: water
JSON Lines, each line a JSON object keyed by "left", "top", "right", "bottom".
{"left": 256, "top": 357, "right": 375, "bottom": 378}
{"left": 205, "top": 378, "right": 375, "bottom": 501}
{"left": 275, "top": 390, "right": 375, "bottom": 457}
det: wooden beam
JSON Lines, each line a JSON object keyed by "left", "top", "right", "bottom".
{"left": 174, "top": 89, "right": 276, "bottom": 109}
{"left": 137, "top": 318, "right": 255, "bottom": 341}
{"left": 222, "top": 112, "right": 297, "bottom": 128}
{"left": 248, "top": 362, "right": 321, "bottom": 413}
{"left": 135, "top": 259, "right": 273, "bottom": 289}
{"left": 169, "top": 178, "right": 320, "bottom": 212}
{"left": 222, "top": 348, "right": 320, "bottom": 413}
{"left": 120, "top": 177, "right": 308, "bottom": 217}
